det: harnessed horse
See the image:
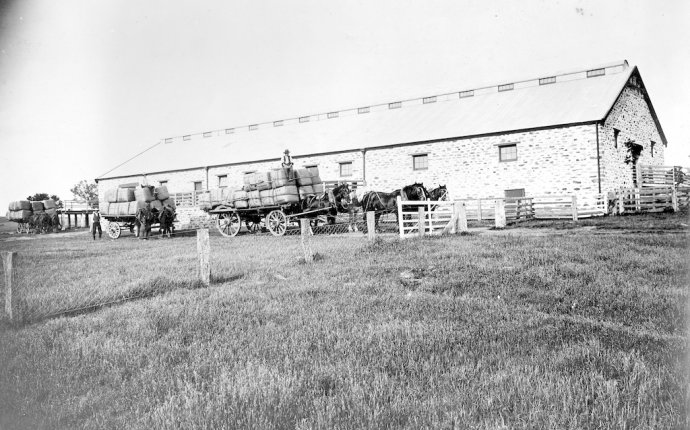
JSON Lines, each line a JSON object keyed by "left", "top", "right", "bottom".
{"left": 332, "top": 182, "right": 360, "bottom": 232}
{"left": 135, "top": 206, "right": 156, "bottom": 240}
{"left": 428, "top": 185, "right": 448, "bottom": 211}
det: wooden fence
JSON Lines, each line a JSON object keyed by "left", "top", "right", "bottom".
{"left": 614, "top": 186, "right": 689, "bottom": 214}
{"left": 396, "top": 198, "right": 466, "bottom": 238}
{"left": 637, "top": 165, "right": 688, "bottom": 187}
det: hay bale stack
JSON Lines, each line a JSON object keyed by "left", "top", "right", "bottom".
{"left": 42, "top": 199, "right": 57, "bottom": 209}
{"left": 274, "top": 185, "right": 299, "bottom": 204}
{"left": 8, "top": 200, "right": 32, "bottom": 211}
{"left": 260, "top": 189, "right": 276, "bottom": 206}
{"left": 233, "top": 190, "right": 249, "bottom": 209}
{"left": 8, "top": 210, "right": 32, "bottom": 221}
{"left": 248, "top": 190, "right": 261, "bottom": 208}
{"left": 116, "top": 188, "right": 135, "bottom": 202}
{"left": 31, "top": 201, "right": 44, "bottom": 212}
{"left": 134, "top": 186, "right": 155, "bottom": 202}
{"left": 154, "top": 186, "right": 169, "bottom": 200}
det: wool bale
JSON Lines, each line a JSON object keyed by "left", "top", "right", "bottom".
{"left": 134, "top": 186, "right": 155, "bottom": 202}
{"left": 162, "top": 198, "right": 176, "bottom": 210}
{"left": 312, "top": 183, "right": 325, "bottom": 195}
{"left": 117, "top": 188, "right": 136, "bottom": 202}
{"left": 311, "top": 175, "right": 323, "bottom": 185}
{"left": 221, "top": 187, "right": 235, "bottom": 202}
{"left": 274, "top": 185, "right": 299, "bottom": 204}
{"left": 150, "top": 200, "right": 163, "bottom": 212}
{"left": 128, "top": 201, "right": 140, "bottom": 215}
{"left": 271, "top": 168, "right": 293, "bottom": 187}
{"left": 253, "top": 171, "right": 272, "bottom": 191}
{"left": 155, "top": 186, "right": 170, "bottom": 200}
{"left": 233, "top": 190, "right": 248, "bottom": 201}
{"left": 105, "top": 189, "right": 118, "bottom": 203}
{"left": 248, "top": 190, "right": 261, "bottom": 208}
{"left": 298, "top": 186, "right": 315, "bottom": 199}
{"left": 42, "top": 199, "right": 57, "bottom": 209}
{"left": 30, "top": 201, "right": 44, "bottom": 212}
{"left": 113, "top": 202, "right": 129, "bottom": 216}
{"left": 118, "top": 182, "right": 139, "bottom": 188}
{"left": 9, "top": 210, "right": 32, "bottom": 221}
{"left": 99, "top": 202, "right": 111, "bottom": 215}
{"left": 209, "top": 189, "right": 223, "bottom": 204}
{"left": 136, "top": 200, "right": 149, "bottom": 210}
{"left": 260, "top": 189, "right": 276, "bottom": 206}
{"left": 8, "top": 200, "right": 32, "bottom": 211}
{"left": 197, "top": 193, "right": 211, "bottom": 210}
{"left": 234, "top": 200, "right": 248, "bottom": 209}
{"left": 44, "top": 208, "right": 57, "bottom": 216}
{"left": 295, "top": 170, "right": 313, "bottom": 186}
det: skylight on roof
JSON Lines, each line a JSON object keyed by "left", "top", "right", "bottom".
{"left": 183, "top": 135, "right": 191, "bottom": 141}
{"left": 539, "top": 76, "right": 556, "bottom": 85}
{"left": 327, "top": 112, "right": 339, "bottom": 119}
{"left": 459, "top": 90, "right": 474, "bottom": 98}
{"left": 249, "top": 124, "right": 258, "bottom": 131}
{"left": 299, "top": 116, "right": 310, "bottom": 123}
{"left": 423, "top": 96, "right": 437, "bottom": 104}
{"left": 498, "top": 83, "right": 514, "bottom": 92}
{"left": 389, "top": 101, "right": 401, "bottom": 109}
{"left": 587, "top": 68, "right": 605, "bottom": 78}
{"left": 203, "top": 131, "right": 212, "bottom": 138}
{"left": 358, "top": 107, "right": 370, "bottom": 114}
{"left": 164, "top": 138, "right": 173, "bottom": 144}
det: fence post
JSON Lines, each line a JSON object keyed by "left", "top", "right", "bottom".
{"left": 494, "top": 199, "right": 506, "bottom": 228}
{"left": 366, "top": 211, "right": 376, "bottom": 240}
{"left": 418, "top": 207, "right": 425, "bottom": 237}
{"left": 300, "top": 219, "right": 314, "bottom": 263}
{"left": 571, "top": 195, "right": 578, "bottom": 221}
{"left": 451, "top": 203, "right": 458, "bottom": 234}
{"left": 2, "top": 251, "right": 14, "bottom": 321}
{"left": 397, "top": 196, "right": 404, "bottom": 239}
{"left": 515, "top": 198, "right": 521, "bottom": 221}
{"left": 196, "top": 229, "right": 211, "bottom": 286}
{"left": 458, "top": 202, "right": 468, "bottom": 233}
{"left": 477, "top": 199, "right": 483, "bottom": 221}
{"left": 618, "top": 191, "right": 624, "bottom": 215}
{"left": 672, "top": 187, "right": 678, "bottom": 212}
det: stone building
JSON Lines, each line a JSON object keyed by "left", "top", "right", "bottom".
{"left": 96, "top": 60, "right": 666, "bottom": 203}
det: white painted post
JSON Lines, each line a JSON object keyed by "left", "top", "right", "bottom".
{"left": 427, "top": 199, "right": 432, "bottom": 234}
{"left": 458, "top": 202, "right": 468, "bottom": 233}
{"left": 397, "top": 196, "right": 404, "bottom": 239}
{"left": 451, "top": 203, "right": 458, "bottom": 234}
{"left": 196, "top": 229, "right": 211, "bottom": 286}
{"left": 477, "top": 199, "right": 483, "bottom": 221}
{"left": 571, "top": 195, "right": 578, "bottom": 221}
{"left": 418, "top": 207, "right": 425, "bottom": 237}
{"left": 618, "top": 191, "right": 624, "bottom": 215}
{"left": 300, "top": 219, "right": 314, "bottom": 263}
{"left": 366, "top": 211, "right": 376, "bottom": 240}
{"left": 672, "top": 187, "right": 678, "bottom": 212}
{"left": 2, "top": 251, "right": 14, "bottom": 321}
{"left": 494, "top": 199, "right": 506, "bottom": 228}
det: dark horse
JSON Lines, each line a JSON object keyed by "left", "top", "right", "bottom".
{"left": 158, "top": 205, "right": 175, "bottom": 238}
{"left": 300, "top": 188, "right": 337, "bottom": 228}
{"left": 135, "top": 206, "right": 156, "bottom": 240}
{"left": 360, "top": 183, "right": 429, "bottom": 228}
{"left": 331, "top": 182, "right": 361, "bottom": 232}
{"left": 428, "top": 185, "right": 448, "bottom": 211}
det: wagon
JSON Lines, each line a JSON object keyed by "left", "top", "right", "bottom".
{"left": 210, "top": 201, "right": 335, "bottom": 237}
{"left": 10, "top": 219, "right": 32, "bottom": 234}
{"left": 101, "top": 211, "right": 176, "bottom": 239}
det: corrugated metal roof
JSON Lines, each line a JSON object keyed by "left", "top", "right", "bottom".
{"left": 99, "top": 61, "right": 637, "bottom": 179}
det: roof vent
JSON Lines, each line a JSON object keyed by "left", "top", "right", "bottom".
{"left": 459, "top": 90, "right": 474, "bottom": 98}
{"left": 225, "top": 128, "right": 234, "bottom": 134}
{"left": 164, "top": 138, "right": 173, "bottom": 144}
{"left": 423, "top": 96, "right": 437, "bottom": 104}
{"left": 327, "top": 112, "right": 339, "bottom": 119}
{"left": 539, "top": 76, "right": 556, "bottom": 85}
{"left": 299, "top": 116, "right": 310, "bottom": 123}
{"left": 249, "top": 124, "right": 258, "bottom": 131}
{"left": 203, "top": 131, "right": 212, "bottom": 138}
{"left": 498, "top": 83, "right": 514, "bottom": 92}
{"left": 183, "top": 135, "right": 191, "bottom": 141}
{"left": 273, "top": 120, "right": 283, "bottom": 127}
{"left": 358, "top": 107, "right": 370, "bottom": 114}
{"left": 587, "top": 68, "right": 605, "bottom": 78}
{"left": 389, "top": 101, "right": 402, "bottom": 109}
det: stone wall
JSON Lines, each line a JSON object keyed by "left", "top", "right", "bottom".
{"left": 598, "top": 81, "right": 665, "bottom": 191}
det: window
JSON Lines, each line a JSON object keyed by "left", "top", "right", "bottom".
{"left": 423, "top": 96, "right": 437, "bottom": 104}
{"left": 505, "top": 189, "right": 525, "bottom": 198}
{"left": 498, "top": 83, "right": 514, "bottom": 92}
{"left": 193, "top": 181, "right": 203, "bottom": 192}
{"left": 587, "top": 68, "right": 605, "bottom": 78}
{"left": 459, "top": 90, "right": 474, "bottom": 98}
{"left": 164, "top": 138, "right": 173, "bottom": 144}
{"left": 249, "top": 124, "right": 258, "bottom": 131}
{"left": 305, "top": 165, "right": 319, "bottom": 176}
{"left": 539, "top": 76, "right": 556, "bottom": 85}
{"left": 159, "top": 180, "right": 168, "bottom": 186}
{"left": 339, "top": 162, "right": 353, "bottom": 177}
{"left": 389, "top": 101, "right": 401, "bottom": 109}
{"left": 412, "top": 154, "right": 428, "bottom": 170}
{"left": 299, "top": 116, "right": 310, "bottom": 123}
{"left": 273, "top": 120, "right": 283, "bottom": 127}
{"left": 499, "top": 144, "right": 518, "bottom": 162}
{"left": 218, "top": 175, "right": 228, "bottom": 188}
{"left": 651, "top": 141, "right": 656, "bottom": 157}
{"left": 203, "top": 131, "right": 212, "bottom": 138}
{"left": 358, "top": 107, "right": 370, "bottom": 114}
{"left": 327, "top": 112, "right": 339, "bottom": 119}
{"left": 183, "top": 135, "right": 191, "bottom": 141}
{"left": 613, "top": 128, "right": 620, "bottom": 148}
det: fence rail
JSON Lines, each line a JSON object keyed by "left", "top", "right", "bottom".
{"left": 638, "top": 165, "right": 688, "bottom": 187}
{"left": 614, "top": 186, "right": 688, "bottom": 214}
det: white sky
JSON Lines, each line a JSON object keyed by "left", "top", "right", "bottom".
{"left": 1, "top": 0, "right": 688, "bottom": 210}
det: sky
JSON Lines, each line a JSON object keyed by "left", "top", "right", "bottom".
{"left": 0, "top": 0, "right": 688, "bottom": 211}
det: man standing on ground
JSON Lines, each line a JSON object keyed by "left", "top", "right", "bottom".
{"left": 92, "top": 210, "right": 102, "bottom": 240}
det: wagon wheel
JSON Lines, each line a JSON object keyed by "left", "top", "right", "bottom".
{"left": 16, "top": 223, "right": 23, "bottom": 234}
{"left": 107, "top": 221, "right": 121, "bottom": 239}
{"left": 216, "top": 212, "right": 241, "bottom": 237}
{"left": 266, "top": 210, "right": 288, "bottom": 236}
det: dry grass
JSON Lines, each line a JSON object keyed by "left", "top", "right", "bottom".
{"left": 0, "top": 222, "right": 687, "bottom": 429}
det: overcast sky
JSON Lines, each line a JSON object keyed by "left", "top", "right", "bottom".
{"left": 0, "top": 0, "right": 688, "bottom": 210}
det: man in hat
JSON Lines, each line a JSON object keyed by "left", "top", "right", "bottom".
{"left": 281, "top": 149, "right": 294, "bottom": 180}
{"left": 92, "top": 209, "right": 102, "bottom": 240}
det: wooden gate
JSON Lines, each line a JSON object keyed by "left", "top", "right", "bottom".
{"left": 396, "top": 197, "right": 464, "bottom": 238}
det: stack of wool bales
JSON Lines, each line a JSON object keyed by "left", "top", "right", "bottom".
{"left": 42, "top": 199, "right": 58, "bottom": 217}
{"left": 233, "top": 189, "right": 249, "bottom": 208}
{"left": 208, "top": 187, "right": 235, "bottom": 208}
{"left": 295, "top": 167, "right": 324, "bottom": 199}
{"left": 154, "top": 185, "right": 175, "bottom": 211}
{"left": 100, "top": 183, "right": 175, "bottom": 216}
{"left": 236, "top": 167, "right": 325, "bottom": 208}
{"left": 7, "top": 200, "right": 33, "bottom": 221}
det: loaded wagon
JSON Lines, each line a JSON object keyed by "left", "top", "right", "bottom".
{"left": 99, "top": 184, "right": 176, "bottom": 239}
{"left": 7, "top": 199, "right": 61, "bottom": 234}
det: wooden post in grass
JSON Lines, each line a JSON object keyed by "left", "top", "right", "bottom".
{"left": 477, "top": 199, "right": 483, "bottom": 221}
{"left": 458, "top": 202, "right": 468, "bottom": 233}
{"left": 196, "top": 229, "right": 210, "bottom": 287}
{"left": 571, "top": 195, "right": 578, "bottom": 221}
{"left": 494, "top": 199, "right": 506, "bottom": 228}
{"left": 366, "top": 211, "right": 376, "bottom": 240}
{"left": 672, "top": 187, "right": 678, "bottom": 212}
{"left": 618, "top": 190, "right": 624, "bottom": 215}
{"left": 300, "top": 219, "right": 314, "bottom": 263}
{"left": 2, "top": 252, "right": 14, "bottom": 321}
{"left": 418, "top": 207, "right": 425, "bottom": 237}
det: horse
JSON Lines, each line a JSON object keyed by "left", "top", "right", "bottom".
{"left": 300, "top": 188, "right": 337, "bottom": 228}
{"left": 331, "top": 182, "right": 360, "bottom": 232}
{"left": 30, "top": 213, "right": 50, "bottom": 234}
{"left": 428, "top": 185, "right": 448, "bottom": 211}
{"left": 359, "top": 189, "right": 400, "bottom": 228}
{"left": 158, "top": 206, "right": 175, "bottom": 238}
{"left": 135, "top": 206, "right": 156, "bottom": 240}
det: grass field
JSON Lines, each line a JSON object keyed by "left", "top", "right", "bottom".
{"left": 0, "top": 214, "right": 688, "bottom": 429}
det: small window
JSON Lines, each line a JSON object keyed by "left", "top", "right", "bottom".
{"left": 159, "top": 180, "right": 168, "bottom": 186}
{"left": 299, "top": 116, "right": 310, "bottom": 123}
{"left": 388, "top": 101, "right": 401, "bottom": 109}
{"left": 587, "top": 68, "right": 605, "bottom": 78}
{"left": 651, "top": 141, "right": 655, "bottom": 157}
{"left": 358, "top": 107, "right": 370, "bottom": 114}
{"left": 203, "top": 131, "right": 212, "bottom": 138}
{"left": 498, "top": 83, "right": 514, "bottom": 92}
{"left": 249, "top": 124, "right": 258, "bottom": 131}
{"left": 327, "top": 112, "right": 339, "bottom": 119}
{"left": 305, "top": 165, "right": 319, "bottom": 176}
{"left": 218, "top": 175, "right": 228, "bottom": 188}
{"left": 423, "top": 96, "right": 437, "bottom": 104}
{"left": 613, "top": 128, "right": 620, "bottom": 148}
{"left": 193, "top": 181, "right": 203, "bottom": 192}
{"left": 539, "top": 76, "right": 556, "bottom": 85}
{"left": 339, "top": 162, "right": 353, "bottom": 177}
{"left": 412, "top": 154, "right": 428, "bottom": 170}
{"left": 499, "top": 144, "right": 517, "bottom": 162}
{"left": 225, "top": 128, "right": 234, "bottom": 134}
{"left": 183, "top": 135, "right": 191, "bottom": 141}
{"left": 273, "top": 120, "right": 283, "bottom": 127}
{"left": 504, "top": 189, "right": 525, "bottom": 198}
{"left": 459, "top": 90, "right": 474, "bottom": 98}
{"left": 164, "top": 138, "right": 173, "bottom": 144}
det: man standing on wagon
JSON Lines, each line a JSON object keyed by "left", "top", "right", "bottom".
{"left": 92, "top": 209, "right": 102, "bottom": 240}
{"left": 282, "top": 149, "right": 294, "bottom": 181}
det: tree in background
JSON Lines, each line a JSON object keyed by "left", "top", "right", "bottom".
{"left": 70, "top": 180, "right": 99, "bottom": 204}
{"left": 26, "top": 193, "right": 63, "bottom": 207}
